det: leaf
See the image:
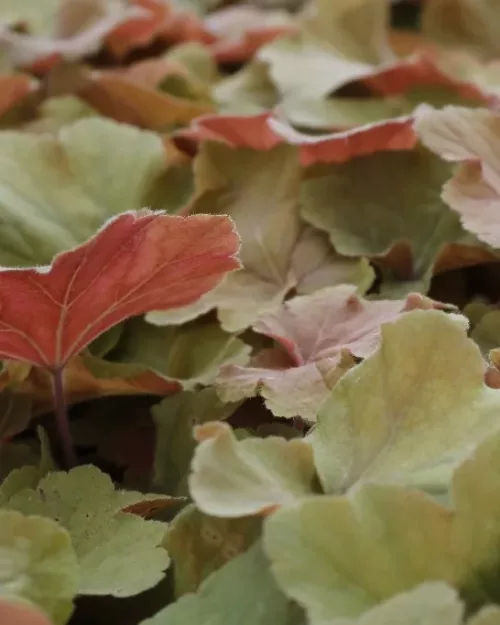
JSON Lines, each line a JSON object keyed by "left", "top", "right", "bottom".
{"left": 0, "top": 389, "right": 32, "bottom": 439}
{"left": 149, "top": 141, "right": 301, "bottom": 331}
{"left": 189, "top": 421, "right": 317, "bottom": 517}
{"left": 415, "top": 105, "right": 500, "bottom": 249}
{"left": 148, "top": 142, "right": 373, "bottom": 331}
{"left": 79, "top": 70, "right": 214, "bottom": 131}
{"left": 105, "top": 316, "right": 251, "bottom": 389}
{"left": 152, "top": 389, "right": 241, "bottom": 497}
{"left": 14, "top": 356, "right": 178, "bottom": 414}
{"left": 217, "top": 286, "right": 443, "bottom": 421}
{"left": 311, "top": 582, "right": 500, "bottom": 625}
{"left": 0, "top": 599, "right": 53, "bottom": 625}
{"left": 300, "top": 142, "right": 471, "bottom": 293}
{"left": 174, "top": 111, "right": 417, "bottom": 166}
{"left": 3, "top": 465, "right": 170, "bottom": 597}
{"left": 310, "top": 309, "right": 500, "bottom": 494}
{"left": 0, "top": 74, "right": 36, "bottom": 118}
{"left": 0, "top": 0, "right": 146, "bottom": 67}
{"left": 0, "top": 117, "right": 191, "bottom": 267}
{"left": 141, "top": 541, "right": 298, "bottom": 625}
{"left": 0, "top": 509, "right": 78, "bottom": 624}
{"left": 165, "top": 503, "right": 262, "bottom": 596}
{"left": 422, "top": 0, "right": 500, "bottom": 60}
{"left": 0, "top": 428, "right": 54, "bottom": 506}
{"left": 0, "top": 209, "right": 239, "bottom": 370}
{"left": 263, "top": 426, "right": 500, "bottom": 622}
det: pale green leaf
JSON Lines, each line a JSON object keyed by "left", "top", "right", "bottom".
{"left": 3, "top": 465, "right": 170, "bottom": 597}
{"left": 189, "top": 422, "right": 317, "bottom": 517}
{"left": 0, "top": 118, "right": 186, "bottom": 266}
{"left": 310, "top": 309, "right": 500, "bottom": 494}
{"left": 264, "top": 427, "right": 500, "bottom": 622}
{"left": 0, "top": 509, "right": 78, "bottom": 624}
{"left": 141, "top": 541, "right": 299, "bottom": 625}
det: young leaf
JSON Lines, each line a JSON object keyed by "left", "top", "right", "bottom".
{"left": 310, "top": 309, "right": 500, "bottom": 494}
{"left": 0, "top": 509, "right": 78, "bottom": 625}
{"left": 3, "top": 465, "right": 170, "bottom": 598}
{"left": 0, "top": 210, "right": 239, "bottom": 370}
{"left": 189, "top": 422, "right": 317, "bottom": 517}
{"left": 217, "top": 286, "right": 443, "bottom": 421}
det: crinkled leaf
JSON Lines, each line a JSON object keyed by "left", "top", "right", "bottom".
{"left": 152, "top": 389, "right": 241, "bottom": 497}
{"left": 189, "top": 421, "right": 316, "bottom": 517}
{"left": 3, "top": 465, "right": 170, "bottom": 597}
{"left": 142, "top": 541, "right": 298, "bottom": 625}
{"left": 311, "top": 309, "right": 500, "bottom": 494}
{"left": 0, "top": 210, "right": 239, "bottom": 369}
{"left": 165, "top": 503, "right": 262, "bottom": 596}
{"left": 0, "top": 509, "right": 78, "bottom": 624}
{"left": 217, "top": 286, "right": 442, "bottom": 420}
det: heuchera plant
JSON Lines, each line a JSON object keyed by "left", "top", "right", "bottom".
{"left": 6, "top": 1, "right": 500, "bottom": 625}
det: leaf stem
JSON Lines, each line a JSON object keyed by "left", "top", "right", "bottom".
{"left": 52, "top": 367, "right": 76, "bottom": 469}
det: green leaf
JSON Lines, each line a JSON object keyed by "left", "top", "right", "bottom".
{"left": 141, "top": 541, "right": 300, "bottom": 625}
{"left": 264, "top": 427, "right": 500, "bottom": 622}
{"left": 3, "top": 465, "right": 170, "bottom": 598}
{"left": 310, "top": 309, "right": 500, "bottom": 494}
{"left": 0, "top": 428, "right": 55, "bottom": 506}
{"left": 0, "top": 509, "right": 78, "bottom": 624}
{"left": 189, "top": 421, "right": 317, "bottom": 517}
{"left": 0, "top": 118, "right": 187, "bottom": 267}
{"left": 300, "top": 147, "right": 467, "bottom": 294}
{"left": 152, "top": 389, "right": 241, "bottom": 497}
{"left": 165, "top": 504, "right": 262, "bottom": 597}
{"left": 108, "top": 317, "right": 251, "bottom": 389}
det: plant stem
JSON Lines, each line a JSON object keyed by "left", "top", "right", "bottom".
{"left": 52, "top": 367, "right": 76, "bottom": 469}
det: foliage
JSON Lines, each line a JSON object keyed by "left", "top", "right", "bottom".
{"left": 4, "top": 0, "right": 500, "bottom": 624}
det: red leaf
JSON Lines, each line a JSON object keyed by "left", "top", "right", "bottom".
{"left": 0, "top": 211, "right": 239, "bottom": 370}
{"left": 363, "top": 52, "right": 493, "bottom": 103}
{"left": 174, "top": 112, "right": 417, "bottom": 165}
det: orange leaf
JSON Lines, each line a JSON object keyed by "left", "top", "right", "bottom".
{"left": 0, "top": 211, "right": 239, "bottom": 371}
{"left": 174, "top": 112, "right": 417, "bottom": 166}
{"left": 79, "top": 72, "right": 213, "bottom": 130}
